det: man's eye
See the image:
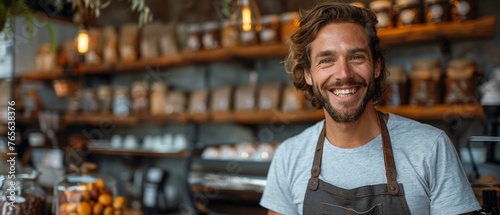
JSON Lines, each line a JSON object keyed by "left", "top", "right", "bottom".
{"left": 319, "top": 59, "right": 333, "bottom": 64}
{"left": 351, "top": 55, "right": 365, "bottom": 61}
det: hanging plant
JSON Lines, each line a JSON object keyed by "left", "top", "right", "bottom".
{"left": 0, "top": 0, "right": 42, "bottom": 39}
{"left": 0, "top": 0, "right": 153, "bottom": 39}
{"left": 69, "top": 0, "right": 153, "bottom": 26}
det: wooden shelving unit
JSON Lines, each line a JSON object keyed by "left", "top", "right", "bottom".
{"left": 61, "top": 104, "right": 484, "bottom": 126}
{"left": 18, "top": 16, "right": 496, "bottom": 81}
{"left": 89, "top": 148, "right": 189, "bottom": 157}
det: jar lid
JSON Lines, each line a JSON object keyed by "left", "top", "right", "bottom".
{"left": 387, "top": 65, "right": 407, "bottom": 83}
{"left": 447, "top": 59, "right": 475, "bottom": 70}
{"left": 114, "top": 87, "right": 129, "bottom": 94}
{"left": 396, "top": 0, "right": 420, "bottom": 7}
{"left": 280, "top": 11, "right": 300, "bottom": 22}
{"left": 187, "top": 23, "right": 202, "bottom": 33}
{"left": 369, "top": 0, "right": 393, "bottom": 11}
{"left": 447, "top": 59, "right": 476, "bottom": 79}
{"left": 261, "top": 14, "right": 280, "bottom": 24}
{"left": 350, "top": 2, "right": 365, "bottom": 8}
{"left": 203, "top": 21, "right": 220, "bottom": 31}
{"left": 411, "top": 59, "right": 441, "bottom": 79}
{"left": 412, "top": 59, "right": 441, "bottom": 71}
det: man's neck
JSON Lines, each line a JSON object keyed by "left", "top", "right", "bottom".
{"left": 324, "top": 106, "right": 381, "bottom": 148}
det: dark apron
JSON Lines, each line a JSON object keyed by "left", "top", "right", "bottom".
{"left": 303, "top": 112, "right": 411, "bottom": 215}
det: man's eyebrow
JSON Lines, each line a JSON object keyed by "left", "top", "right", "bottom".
{"left": 314, "top": 50, "right": 335, "bottom": 59}
{"left": 314, "top": 48, "right": 369, "bottom": 59}
{"left": 349, "top": 48, "right": 369, "bottom": 55}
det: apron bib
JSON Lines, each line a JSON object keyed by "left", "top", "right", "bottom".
{"left": 303, "top": 112, "right": 411, "bottom": 215}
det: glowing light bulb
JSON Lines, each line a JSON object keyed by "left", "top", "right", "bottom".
{"left": 77, "top": 29, "right": 89, "bottom": 54}
{"left": 242, "top": 0, "right": 252, "bottom": 31}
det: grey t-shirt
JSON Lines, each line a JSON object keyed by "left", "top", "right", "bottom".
{"left": 260, "top": 113, "right": 480, "bottom": 215}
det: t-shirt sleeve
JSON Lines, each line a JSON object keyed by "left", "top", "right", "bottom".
{"left": 260, "top": 143, "right": 298, "bottom": 215}
{"left": 427, "top": 132, "right": 481, "bottom": 214}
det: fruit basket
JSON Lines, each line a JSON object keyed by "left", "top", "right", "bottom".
{"left": 54, "top": 173, "right": 126, "bottom": 215}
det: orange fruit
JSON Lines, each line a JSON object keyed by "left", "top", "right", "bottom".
{"left": 98, "top": 193, "right": 113, "bottom": 206}
{"left": 112, "top": 196, "right": 126, "bottom": 209}
{"left": 77, "top": 202, "right": 91, "bottom": 215}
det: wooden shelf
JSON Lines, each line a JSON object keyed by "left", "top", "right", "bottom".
{"left": 376, "top": 104, "right": 484, "bottom": 121}
{"left": 61, "top": 105, "right": 483, "bottom": 126}
{"left": 63, "top": 113, "right": 190, "bottom": 126}
{"left": 379, "top": 16, "right": 496, "bottom": 47}
{"left": 18, "top": 16, "right": 495, "bottom": 81}
{"left": 89, "top": 148, "right": 189, "bottom": 157}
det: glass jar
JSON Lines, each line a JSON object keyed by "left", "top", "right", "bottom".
{"left": 150, "top": 82, "right": 168, "bottom": 116}
{"left": 0, "top": 168, "right": 46, "bottom": 215}
{"left": 384, "top": 65, "right": 408, "bottom": 106}
{"left": 112, "top": 87, "right": 131, "bottom": 116}
{"left": 131, "top": 82, "right": 149, "bottom": 115}
{"left": 239, "top": 22, "right": 259, "bottom": 46}
{"left": 280, "top": 12, "right": 300, "bottom": 44}
{"left": 445, "top": 59, "right": 477, "bottom": 104}
{"left": 202, "top": 21, "right": 221, "bottom": 50}
{"left": 259, "top": 14, "right": 280, "bottom": 45}
{"left": 54, "top": 173, "right": 120, "bottom": 215}
{"left": 81, "top": 89, "right": 99, "bottom": 114}
{"left": 450, "top": 0, "right": 474, "bottom": 21}
{"left": 395, "top": 0, "right": 422, "bottom": 27}
{"left": 185, "top": 23, "right": 202, "bottom": 52}
{"left": 97, "top": 86, "right": 113, "bottom": 114}
{"left": 424, "top": 0, "right": 450, "bottom": 23}
{"left": 369, "top": 0, "right": 394, "bottom": 29}
{"left": 221, "top": 19, "right": 239, "bottom": 48}
{"left": 409, "top": 59, "right": 442, "bottom": 106}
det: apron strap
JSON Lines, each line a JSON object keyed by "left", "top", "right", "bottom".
{"left": 377, "top": 111, "right": 399, "bottom": 195}
{"left": 308, "top": 124, "right": 325, "bottom": 191}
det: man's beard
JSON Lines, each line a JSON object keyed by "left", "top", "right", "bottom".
{"left": 313, "top": 77, "right": 375, "bottom": 123}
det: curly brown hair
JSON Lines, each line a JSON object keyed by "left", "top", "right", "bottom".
{"left": 285, "top": 2, "right": 387, "bottom": 109}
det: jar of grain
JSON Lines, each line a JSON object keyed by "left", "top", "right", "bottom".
{"left": 445, "top": 59, "right": 477, "bottom": 104}
{"left": 97, "top": 85, "right": 113, "bottom": 114}
{"left": 113, "top": 87, "right": 131, "bottom": 116}
{"left": 450, "top": 0, "right": 475, "bottom": 21}
{"left": 259, "top": 14, "right": 281, "bottom": 45}
{"left": 384, "top": 65, "right": 408, "bottom": 106}
{"left": 131, "top": 81, "right": 150, "bottom": 115}
{"left": 395, "top": 0, "right": 422, "bottom": 27}
{"left": 409, "top": 59, "right": 442, "bottom": 106}
{"left": 369, "top": 0, "right": 394, "bottom": 29}
{"left": 150, "top": 82, "right": 168, "bottom": 116}
{"left": 0, "top": 168, "right": 46, "bottom": 215}
{"left": 202, "top": 21, "right": 221, "bottom": 50}
{"left": 424, "top": 0, "right": 450, "bottom": 23}
{"left": 221, "top": 19, "right": 239, "bottom": 48}
{"left": 185, "top": 23, "right": 202, "bottom": 52}
{"left": 81, "top": 88, "right": 99, "bottom": 113}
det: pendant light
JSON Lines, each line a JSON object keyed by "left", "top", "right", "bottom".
{"left": 232, "top": 0, "right": 262, "bottom": 32}
{"left": 76, "top": 27, "right": 89, "bottom": 54}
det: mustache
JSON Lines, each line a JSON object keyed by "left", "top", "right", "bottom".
{"left": 322, "top": 78, "right": 367, "bottom": 89}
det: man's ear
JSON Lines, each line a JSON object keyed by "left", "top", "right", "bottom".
{"left": 374, "top": 58, "right": 381, "bottom": 79}
{"left": 304, "top": 69, "right": 313, "bottom": 86}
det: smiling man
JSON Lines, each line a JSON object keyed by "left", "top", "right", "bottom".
{"left": 260, "top": 2, "right": 480, "bottom": 215}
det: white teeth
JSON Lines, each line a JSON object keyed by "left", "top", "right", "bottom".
{"left": 333, "top": 88, "right": 357, "bottom": 97}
